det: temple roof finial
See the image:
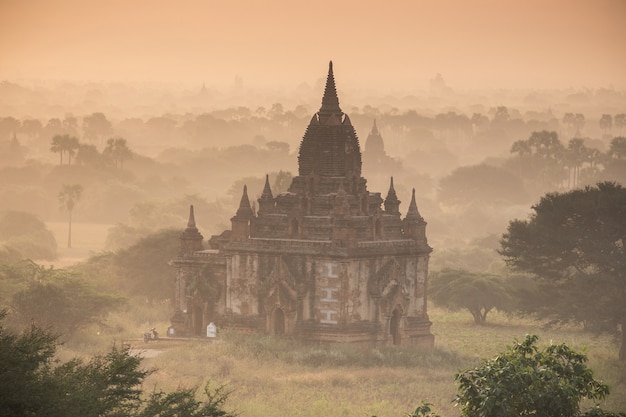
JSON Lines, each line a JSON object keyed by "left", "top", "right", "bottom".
{"left": 261, "top": 174, "right": 273, "bottom": 199}
{"left": 384, "top": 177, "right": 400, "bottom": 214}
{"left": 406, "top": 188, "right": 423, "bottom": 220}
{"left": 387, "top": 177, "right": 396, "bottom": 198}
{"left": 236, "top": 185, "right": 253, "bottom": 218}
{"left": 187, "top": 204, "right": 197, "bottom": 228}
{"left": 320, "top": 60, "right": 342, "bottom": 115}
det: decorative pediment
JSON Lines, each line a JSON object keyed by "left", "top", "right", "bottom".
{"left": 368, "top": 257, "right": 402, "bottom": 296}
{"left": 263, "top": 280, "right": 298, "bottom": 314}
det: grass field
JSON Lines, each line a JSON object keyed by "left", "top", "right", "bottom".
{"left": 84, "top": 307, "right": 625, "bottom": 417}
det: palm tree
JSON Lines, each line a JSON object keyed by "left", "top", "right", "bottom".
{"left": 614, "top": 114, "right": 625, "bottom": 135}
{"left": 66, "top": 135, "right": 80, "bottom": 165}
{"left": 58, "top": 184, "right": 83, "bottom": 248}
{"left": 573, "top": 113, "right": 585, "bottom": 136}
{"left": 609, "top": 136, "right": 626, "bottom": 160}
{"left": 565, "top": 138, "right": 589, "bottom": 188}
{"left": 510, "top": 139, "right": 532, "bottom": 177}
{"left": 103, "top": 137, "right": 132, "bottom": 168}
{"left": 50, "top": 134, "right": 80, "bottom": 165}
{"left": 50, "top": 134, "right": 65, "bottom": 165}
{"left": 599, "top": 114, "right": 613, "bottom": 135}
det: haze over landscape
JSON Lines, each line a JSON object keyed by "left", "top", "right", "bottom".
{"left": 1, "top": 0, "right": 625, "bottom": 90}
{"left": 1, "top": 1, "right": 626, "bottom": 417}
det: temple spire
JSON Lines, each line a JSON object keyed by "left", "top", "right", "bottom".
{"left": 372, "top": 119, "right": 379, "bottom": 134}
{"left": 187, "top": 204, "right": 197, "bottom": 228}
{"left": 261, "top": 174, "right": 273, "bottom": 199}
{"left": 319, "top": 61, "right": 342, "bottom": 116}
{"left": 235, "top": 185, "right": 253, "bottom": 219}
{"left": 180, "top": 204, "right": 203, "bottom": 254}
{"left": 406, "top": 188, "right": 423, "bottom": 220}
{"left": 384, "top": 177, "right": 400, "bottom": 214}
{"left": 258, "top": 174, "right": 275, "bottom": 215}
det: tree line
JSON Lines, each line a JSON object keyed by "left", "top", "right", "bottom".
{"left": 50, "top": 134, "right": 132, "bottom": 169}
{"left": 430, "top": 182, "right": 626, "bottom": 361}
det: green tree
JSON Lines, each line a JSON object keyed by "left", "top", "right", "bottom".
{"left": 0, "top": 211, "right": 57, "bottom": 262}
{"left": 272, "top": 170, "right": 293, "bottom": 194}
{"left": 455, "top": 335, "right": 619, "bottom": 417}
{"left": 599, "top": 114, "right": 613, "bottom": 135}
{"left": 564, "top": 138, "right": 591, "bottom": 188}
{"left": 103, "top": 137, "right": 133, "bottom": 168}
{"left": 430, "top": 269, "right": 512, "bottom": 324}
{"left": 76, "top": 143, "right": 106, "bottom": 167}
{"left": 0, "top": 311, "right": 235, "bottom": 417}
{"left": 574, "top": 113, "right": 586, "bottom": 136}
{"left": 113, "top": 229, "right": 182, "bottom": 303}
{"left": 83, "top": 112, "right": 113, "bottom": 148}
{"left": 50, "top": 134, "right": 80, "bottom": 165}
{"left": 20, "top": 118, "right": 42, "bottom": 140}
{"left": 608, "top": 136, "right": 626, "bottom": 160}
{"left": 11, "top": 269, "right": 122, "bottom": 335}
{"left": 500, "top": 182, "right": 626, "bottom": 359}
{"left": 58, "top": 184, "right": 83, "bottom": 248}
{"left": 615, "top": 114, "right": 625, "bottom": 135}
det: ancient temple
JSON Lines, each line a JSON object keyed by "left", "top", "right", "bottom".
{"left": 170, "top": 62, "right": 434, "bottom": 347}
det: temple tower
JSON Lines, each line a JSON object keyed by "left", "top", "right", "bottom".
{"left": 171, "top": 62, "right": 433, "bottom": 347}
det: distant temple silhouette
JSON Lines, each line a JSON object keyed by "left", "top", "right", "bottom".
{"left": 170, "top": 62, "right": 433, "bottom": 347}
{"left": 362, "top": 119, "right": 403, "bottom": 179}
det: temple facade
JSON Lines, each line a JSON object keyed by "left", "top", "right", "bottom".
{"left": 170, "top": 62, "right": 434, "bottom": 347}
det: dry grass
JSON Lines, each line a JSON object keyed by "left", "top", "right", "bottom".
{"left": 97, "top": 307, "right": 625, "bottom": 417}
{"left": 45, "top": 222, "right": 626, "bottom": 416}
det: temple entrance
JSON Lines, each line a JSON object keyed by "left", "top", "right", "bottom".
{"left": 390, "top": 308, "right": 401, "bottom": 345}
{"left": 193, "top": 306, "right": 203, "bottom": 336}
{"left": 273, "top": 307, "right": 285, "bottom": 335}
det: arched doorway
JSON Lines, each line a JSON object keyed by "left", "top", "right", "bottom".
{"left": 193, "top": 306, "right": 203, "bottom": 336}
{"left": 390, "top": 308, "right": 401, "bottom": 345}
{"left": 273, "top": 307, "right": 285, "bottom": 335}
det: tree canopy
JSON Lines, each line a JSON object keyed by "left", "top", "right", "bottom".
{"left": 0, "top": 310, "right": 235, "bottom": 417}
{"left": 10, "top": 265, "right": 122, "bottom": 336}
{"left": 455, "top": 335, "right": 620, "bottom": 417}
{"left": 438, "top": 164, "right": 528, "bottom": 206}
{"left": 0, "top": 211, "right": 57, "bottom": 262}
{"left": 112, "top": 228, "right": 183, "bottom": 303}
{"left": 429, "top": 268, "right": 512, "bottom": 324}
{"left": 499, "top": 182, "right": 626, "bottom": 359}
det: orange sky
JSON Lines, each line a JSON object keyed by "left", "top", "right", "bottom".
{"left": 0, "top": 0, "right": 625, "bottom": 90}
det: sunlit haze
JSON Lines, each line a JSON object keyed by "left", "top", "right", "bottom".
{"left": 1, "top": 0, "right": 625, "bottom": 90}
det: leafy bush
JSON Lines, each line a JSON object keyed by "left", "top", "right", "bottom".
{"left": 10, "top": 263, "right": 123, "bottom": 336}
{"left": 454, "top": 335, "right": 622, "bottom": 417}
{"left": 0, "top": 310, "right": 235, "bottom": 417}
{"left": 0, "top": 210, "right": 57, "bottom": 261}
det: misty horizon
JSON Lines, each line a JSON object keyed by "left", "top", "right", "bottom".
{"left": 1, "top": 0, "right": 625, "bottom": 91}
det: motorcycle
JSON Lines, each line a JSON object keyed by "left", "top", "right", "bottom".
{"left": 143, "top": 327, "right": 159, "bottom": 343}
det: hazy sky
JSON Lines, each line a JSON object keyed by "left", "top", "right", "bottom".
{"left": 1, "top": 0, "right": 625, "bottom": 91}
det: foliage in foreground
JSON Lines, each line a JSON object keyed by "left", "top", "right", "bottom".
{"left": 3, "top": 260, "right": 123, "bottom": 336}
{"left": 454, "top": 334, "right": 623, "bottom": 417}
{"left": 0, "top": 310, "right": 234, "bottom": 417}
